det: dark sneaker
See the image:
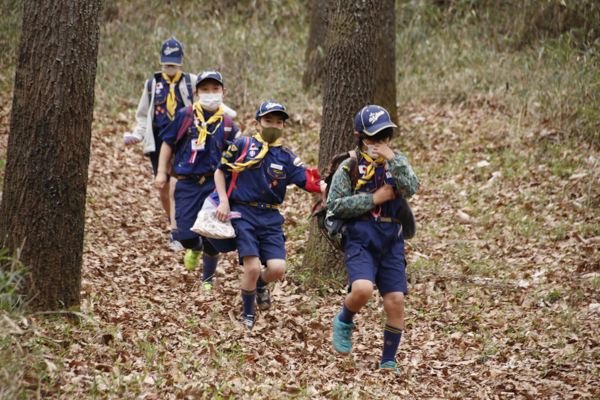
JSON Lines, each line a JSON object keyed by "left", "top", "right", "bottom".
{"left": 256, "top": 287, "right": 271, "bottom": 311}
{"left": 239, "top": 313, "right": 255, "bottom": 330}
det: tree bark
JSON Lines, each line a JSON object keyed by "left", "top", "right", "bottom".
{"left": 302, "top": 0, "right": 329, "bottom": 89}
{"left": 374, "top": 0, "right": 398, "bottom": 125}
{"left": 0, "top": 0, "right": 102, "bottom": 310}
{"left": 302, "top": 0, "right": 380, "bottom": 279}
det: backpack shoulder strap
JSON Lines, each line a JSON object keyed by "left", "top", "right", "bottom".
{"left": 222, "top": 115, "right": 233, "bottom": 142}
{"left": 146, "top": 78, "right": 154, "bottom": 105}
{"left": 348, "top": 149, "right": 359, "bottom": 189}
{"left": 175, "top": 105, "right": 195, "bottom": 144}
{"left": 183, "top": 73, "right": 193, "bottom": 104}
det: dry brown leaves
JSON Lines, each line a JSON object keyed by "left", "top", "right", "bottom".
{"left": 1, "top": 95, "right": 599, "bottom": 399}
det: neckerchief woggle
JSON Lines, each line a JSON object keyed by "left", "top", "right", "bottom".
{"left": 356, "top": 149, "right": 386, "bottom": 219}
{"left": 161, "top": 71, "right": 183, "bottom": 121}
{"left": 189, "top": 103, "right": 225, "bottom": 163}
{"left": 221, "top": 131, "right": 281, "bottom": 173}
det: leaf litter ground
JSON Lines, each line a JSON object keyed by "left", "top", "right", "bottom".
{"left": 1, "top": 94, "right": 600, "bottom": 399}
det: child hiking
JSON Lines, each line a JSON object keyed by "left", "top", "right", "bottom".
{"left": 213, "top": 101, "right": 323, "bottom": 330}
{"left": 155, "top": 70, "right": 239, "bottom": 290}
{"left": 127, "top": 38, "right": 236, "bottom": 251}
{"left": 326, "top": 105, "right": 420, "bottom": 372}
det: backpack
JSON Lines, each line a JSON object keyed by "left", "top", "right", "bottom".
{"left": 166, "top": 105, "right": 234, "bottom": 178}
{"left": 147, "top": 72, "right": 194, "bottom": 105}
{"left": 311, "top": 149, "right": 416, "bottom": 252}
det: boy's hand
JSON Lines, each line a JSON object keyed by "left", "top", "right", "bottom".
{"left": 372, "top": 143, "right": 395, "bottom": 160}
{"left": 124, "top": 136, "right": 140, "bottom": 145}
{"left": 155, "top": 172, "right": 167, "bottom": 190}
{"left": 373, "top": 184, "right": 396, "bottom": 205}
{"left": 216, "top": 201, "right": 231, "bottom": 222}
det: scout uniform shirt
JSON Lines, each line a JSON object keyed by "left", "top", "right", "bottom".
{"left": 217, "top": 136, "right": 310, "bottom": 204}
{"left": 153, "top": 75, "right": 185, "bottom": 132}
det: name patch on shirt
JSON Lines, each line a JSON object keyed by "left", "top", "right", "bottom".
{"left": 359, "top": 165, "right": 367, "bottom": 174}
{"left": 156, "top": 82, "right": 164, "bottom": 89}
{"left": 386, "top": 171, "right": 392, "bottom": 179}
{"left": 270, "top": 163, "right": 283, "bottom": 170}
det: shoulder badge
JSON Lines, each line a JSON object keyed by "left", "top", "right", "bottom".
{"left": 293, "top": 156, "right": 304, "bottom": 167}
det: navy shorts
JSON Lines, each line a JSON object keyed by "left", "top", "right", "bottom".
{"left": 146, "top": 130, "right": 170, "bottom": 181}
{"left": 174, "top": 177, "right": 216, "bottom": 241}
{"left": 344, "top": 219, "right": 408, "bottom": 295}
{"left": 230, "top": 202, "right": 286, "bottom": 265}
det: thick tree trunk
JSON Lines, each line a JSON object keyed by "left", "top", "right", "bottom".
{"left": 302, "top": 0, "right": 329, "bottom": 89}
{"left": 0, "top": 0, "right": 102, "bottom": 310}
{"left": 302, "top": 0, "right": 380, "bottom": 279}
{"left": 374, "top": 0, "right": 398, "bottom": 125}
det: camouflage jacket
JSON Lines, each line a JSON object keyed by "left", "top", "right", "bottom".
{"left": 326, "top": 151, "right": 419, "bottom": 219}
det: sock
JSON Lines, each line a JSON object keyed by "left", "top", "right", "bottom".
{"left": 381, "top": 324, "right": 403, "bottom": 364}
{"left": 339, "top": 302, "right": 357, "bottom": 324}
{"left": 241, "top": 288, "right": 256, "bottom": 316}
{"left": 170, "top": 229, "right": 179, "bottom": 241}
{"left": 202, "top": 254, "right": 219, "bottom": 283}
{"left": 256, "top": 273, "right": 268, "bottom": 290}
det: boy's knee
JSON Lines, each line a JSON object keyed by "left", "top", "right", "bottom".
{"left": 351, "top": 280, "right": 374, "bottom": 302}
{"left": 266, "top": 259, "right": 286, "bottom": 278}
{"left": 383, "top": 292, "right": 405, "bottom": 309}
{"left": 243, "top": 257, "right": 261, "bottom": 279}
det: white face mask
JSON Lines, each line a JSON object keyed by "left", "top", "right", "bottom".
{"left": 161, "top": 65, "right": 181, "bottom": 76}
{"left": 197, "top": 92, "right": 223, "bottom": 110}
{"left": 363, "top": 142, "right": 378, "bottom": 158}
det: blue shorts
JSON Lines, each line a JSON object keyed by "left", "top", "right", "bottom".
{"left": 146, "top": 130, "right": 170, "bottom": 181}
{"left": 230, "top": 202, "right": 286, "bottom": 265}
{"left": 344, "top": 219, "right": 408, "bottom": 295}
{"left": 174, "top": 177, "right": 216, "bottom": 241}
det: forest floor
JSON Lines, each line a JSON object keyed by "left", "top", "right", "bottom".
{"left": 1, "top": 87, "right": 599, "bottom": 399}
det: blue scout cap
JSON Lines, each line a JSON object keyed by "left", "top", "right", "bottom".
{"left": 354, "top": 105, "right": 397, "bottom": 135}
{"left": 160, "top": 38, "right": 184, "bottom": 65}
{"left": 196, "top": 70, "right": 224, "bottom": 86}
{"left": 255, "top": 101, "right": 290, "bottom": 120}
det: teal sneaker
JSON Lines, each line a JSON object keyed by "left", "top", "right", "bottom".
{"left": 184, "top": 249, "right": 202, "bottom": 271}
{"left": 332, "top": 313, "right": 355, "bottom": 355}
{"left": 379, "top": 361, "right": 400, "bottom": 373}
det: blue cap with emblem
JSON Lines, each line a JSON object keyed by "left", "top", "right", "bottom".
{"left": 354, "top": 105, "right": 397, "bottom": 136}
{"left": 255, "top": 101, "right": 290, "bottom": 120}
{"left": 160, "top": 38, "right": 184, "bottom": 65}
{"left": 196, "top": 70, "right": 224, "bottom": 86}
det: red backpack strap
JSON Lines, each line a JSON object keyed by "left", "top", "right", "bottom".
{"left": 226, "top": 137, "right": 251, "bottom": 198}
{"left": 222, "top": 114, "right": 233, "bottom": 142}
{"left": 175, "top": 105, "right": 195, "bottom": 144}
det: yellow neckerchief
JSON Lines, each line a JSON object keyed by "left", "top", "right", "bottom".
{"left": 162, "top": 71, "right": 183, "bottom": 121}
{"left": 191, "top": 103, "right": 224, "bottom": 151}
{"left": 222, "top": 131, "right": 281, "bottom": 173}
{"left": 355, "top": 150, "right": 386, "bottom": 191}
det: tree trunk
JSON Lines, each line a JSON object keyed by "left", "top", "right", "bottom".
{"left": 374, "top": 0, "right": 398, "bottom": 125}
{"left": 302, "top": 0, "right": 329, "bottom": 89}
{"left": 302, "top": 0, "right": 380, "bottom": 280}
{"left": 0, "top": 0, "right": 102, "bottom": 310}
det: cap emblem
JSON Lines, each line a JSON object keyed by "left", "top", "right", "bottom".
{"left": 369, "top": 111, "right": 385, "bottom": 124}
{"left": 265, "top": 102, "right": 280, "bottom": 110}
{"left": 163, "top": 46, "right": 179, "bottom": 56}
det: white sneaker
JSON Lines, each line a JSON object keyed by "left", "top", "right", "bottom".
{"left": 169, "top": 233, "right": 184, "bottom": 251}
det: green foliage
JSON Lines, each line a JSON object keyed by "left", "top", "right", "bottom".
{"left": 0, "top": 248, "right": 29, "bottom": 313}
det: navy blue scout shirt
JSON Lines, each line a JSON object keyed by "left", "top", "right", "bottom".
{"left": 217, "top": 137, "right": 308, "bottom": 204}
{"left": 160, "top": 108, "right": 239, "bottom": 176}
{"left": 355, "top": 156, "right": 404, "bottom": 218}
{"left": 153, "top": 76, "right": 184, "bottom": 131}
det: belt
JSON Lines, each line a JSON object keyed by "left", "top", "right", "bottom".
{"left": 176, "top": 172, "right": 214, "bottom": 184}
{"left": 234, "top": 200, "right": 279, "bottom": 210}
{"left": 360, "top": 216, "right": 401, "bottom": 223}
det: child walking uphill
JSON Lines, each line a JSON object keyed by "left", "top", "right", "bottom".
{"left": 326, "top": 105, "right": 419, "bottom": 372}
{"left": 214, "top": 101, "right": 323, "bottom": 330}
{"left": 155, "top": 71, "right": 240, "bottom": 291}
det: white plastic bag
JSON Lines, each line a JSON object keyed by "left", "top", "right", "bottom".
{"left": 191, "top": 197, "right": 241, "bottom": 239}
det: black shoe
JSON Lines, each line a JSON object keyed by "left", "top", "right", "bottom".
{"left": 256, "top": 287, "right": 271, "bottom": 311}
{"left": 239, "top": 313, "right": 255, "bottom": 330}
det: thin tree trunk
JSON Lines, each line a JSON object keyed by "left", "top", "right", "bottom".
{"left": 374, "top": 0, "right": 398, "bottom": 125}
{"left": 302, "top": 0, "right": 329, "bottom": 89}
{"left": 302, "top": 0, "right": 380, "bottom": 279}
{"left": 0, "top": 0, "right": 102, "bottom": 310}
